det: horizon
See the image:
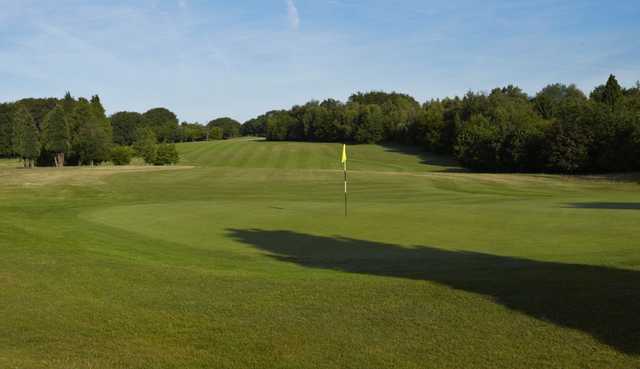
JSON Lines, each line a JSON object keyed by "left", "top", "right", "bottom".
{"left": 1, "top": 1, "right": 639, "bottom": 123}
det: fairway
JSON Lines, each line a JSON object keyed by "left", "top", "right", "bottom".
{"left": 1, "top": 138, "right": 639, "bottom": 369}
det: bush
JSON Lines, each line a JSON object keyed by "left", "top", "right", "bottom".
{"left": 110, "top": 146, "right": 134, "bottom": 165}
{"left": 154, "top": 143, "right": 179, "bottom": 165}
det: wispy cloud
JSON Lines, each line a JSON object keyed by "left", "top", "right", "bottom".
{"left": 287, "top": 0, "right": 300, "bottom": 30}
{"left": 0, "top": 1, "right": 638, "bottom": 122}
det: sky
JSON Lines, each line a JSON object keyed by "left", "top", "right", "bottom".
{"left": 0, "top": 1, "right": 638, "bottom": 123}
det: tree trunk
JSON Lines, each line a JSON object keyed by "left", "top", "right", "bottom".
{"left": 90, "top": 160, "right": 94, "bottom": 167}
{"left": 56, "top": 152, "right": 65, "bottom": 168}
{"left": 54, "top": 154, "right": 59, "bottom": 168}
{"left": 23, "top": 158, "right": 27, "bottom": 168}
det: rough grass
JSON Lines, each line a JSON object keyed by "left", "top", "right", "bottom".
{"left": 0, "top": 165, "right": 192, "bottom": 188}
{"left": 1, "top": 139, "right": 639, "bottom": 369}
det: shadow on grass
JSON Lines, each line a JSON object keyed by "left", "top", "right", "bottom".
{"left": 228, "top": 229, "right": 640, "bottom": 355}
{"left": 380, "top": 143, "right": 468, "bottom": 173}
{"left": 569, "top": 202, "right": 640, "bottom": 210}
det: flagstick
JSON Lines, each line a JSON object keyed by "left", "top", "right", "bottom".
{"left": 344, "top": 160, "right": 348, "bottom": 217}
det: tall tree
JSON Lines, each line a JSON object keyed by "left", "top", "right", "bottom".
{"left": 42, "top": 105, "right": 71, "bottom": 167}
{"left": 75, "top": 118, "right": 111, "bottom": 166}
{"left": 0, "top": 103, "right": 15, "bottom": 157}
{"left": 591, "top": 74, "right": 624, "bottom": 110}
{"left": 71, "top": 101, "right": 111, "bottom": 166}
{"left": 13, "top": 105, "right": 41, "bottom": 168}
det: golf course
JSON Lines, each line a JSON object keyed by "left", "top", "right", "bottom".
{"left": 1, "top": 137, "right": 639, "bottom": 368}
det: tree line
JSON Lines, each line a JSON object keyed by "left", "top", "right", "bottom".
{"left": 246, "top": 75, "right": 640, "bottom": 173}
{"left": 3, "top": 75, "right": 638, "bottom": 173}
{"left": 0, "top": 93, "right": 243, "bottom": 168}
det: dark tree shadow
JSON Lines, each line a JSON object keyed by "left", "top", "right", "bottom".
{"left": 227, "top": 229, "right": 640, "bottom": 355}
{"left": 379, "top": 143, "right": 468, "bottom": 173}
{"left": 568, "top": 202, "right": 640, "bottom": 210}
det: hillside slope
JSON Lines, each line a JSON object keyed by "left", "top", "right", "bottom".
{"left": 178, "top": 137, "right": 462, "bottom": 173}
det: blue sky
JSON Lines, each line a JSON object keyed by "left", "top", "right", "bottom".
{"left": 1, "top": 1, "right": 638, "bottom": 123}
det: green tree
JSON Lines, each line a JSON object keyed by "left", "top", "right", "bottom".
{"left": 177, "top": 122, "right": 208, "bottom": 142}
{"left": 415, "top": 101, "right": 446, "bottom": 152}
{"left": 13, "top": 105, "right": 41, "bottom": 168}
{"left": 62, "top": 92, "right": 75, "bottom": 115}
{"left": 534, "top": 84, "right": 587, "bottom": 119}
{"left": 348, "top": 91, "right": 420, "bottom": 110}
{"left": 632, "top": 120, "right": 640, "bottom": 170}
{"left": 242, "top": 116, "right": 268, "bottom": 137}
{"left": 265, "top": 111, "right": 296, "bottom": 141}
{"left": 111, "top": 111, "right": 144, "bottom": 146}
{"left": 623, "top": 82, "right": 640, "bottom": 112}
{"left": 75, "top": 119, "right": 111, "bottom": 166}
{"left": 586, "top": 101, "right": 640, "bottom": 172}
{"left": 16, "top": 98, "right": 58, "bottom": 131}
{"left": 142, "top": 108, "right": 179, "bottom": 142}
{"left": 72, "top": 102, "right": 111, "bottom": 166}
{"left": 91, "top": 95, "right": 114, "bottom": 145}
{"left": 454, "top": 114, "right": 501, "bottom": 171}
{"left": 354, "top": 105, "right": 384, "bottom": 143}
{"left": 543, "top": 101, "right": 594, "bottom": 173}
{"left": 133, "top": 127, "right": 158, "bottom": 164}
{"left": 0, "top": 103, "right": 15, "bottom": 157}
{"left": 591, "top": 75, "right": 624, "bottom": 110}
{"left": 208, "top": 117, "right": 242, "bottom": 139}
{"left": 42, "top": 105, "right": 71, "bottom": 167}
{"left": 90, "top": 95, "right": 106, "bottom": 116}
{"left": 209, "top": 126, "right": 223, "bottom": 140}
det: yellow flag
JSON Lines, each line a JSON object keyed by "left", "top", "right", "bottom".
{"left": 341, "top": 144, "right": 347, "bottom": 164}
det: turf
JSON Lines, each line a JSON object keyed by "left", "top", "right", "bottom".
{"left": 1, "top": 138, "right": 639, "bottom": 369}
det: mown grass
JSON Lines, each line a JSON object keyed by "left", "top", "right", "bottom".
{"left": 1, "top": 138, "right": 639, "bottom": 369}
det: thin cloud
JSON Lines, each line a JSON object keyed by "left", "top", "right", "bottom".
{"left": 287, "top": 0, "right": 300, "bottom": 30}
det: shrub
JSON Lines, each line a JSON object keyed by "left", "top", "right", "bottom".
{"left": 110, "top": 145, "right": 134, "bottom": 166}
{"left": 154, "top": 143, "right": 179, "bottom": 165}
